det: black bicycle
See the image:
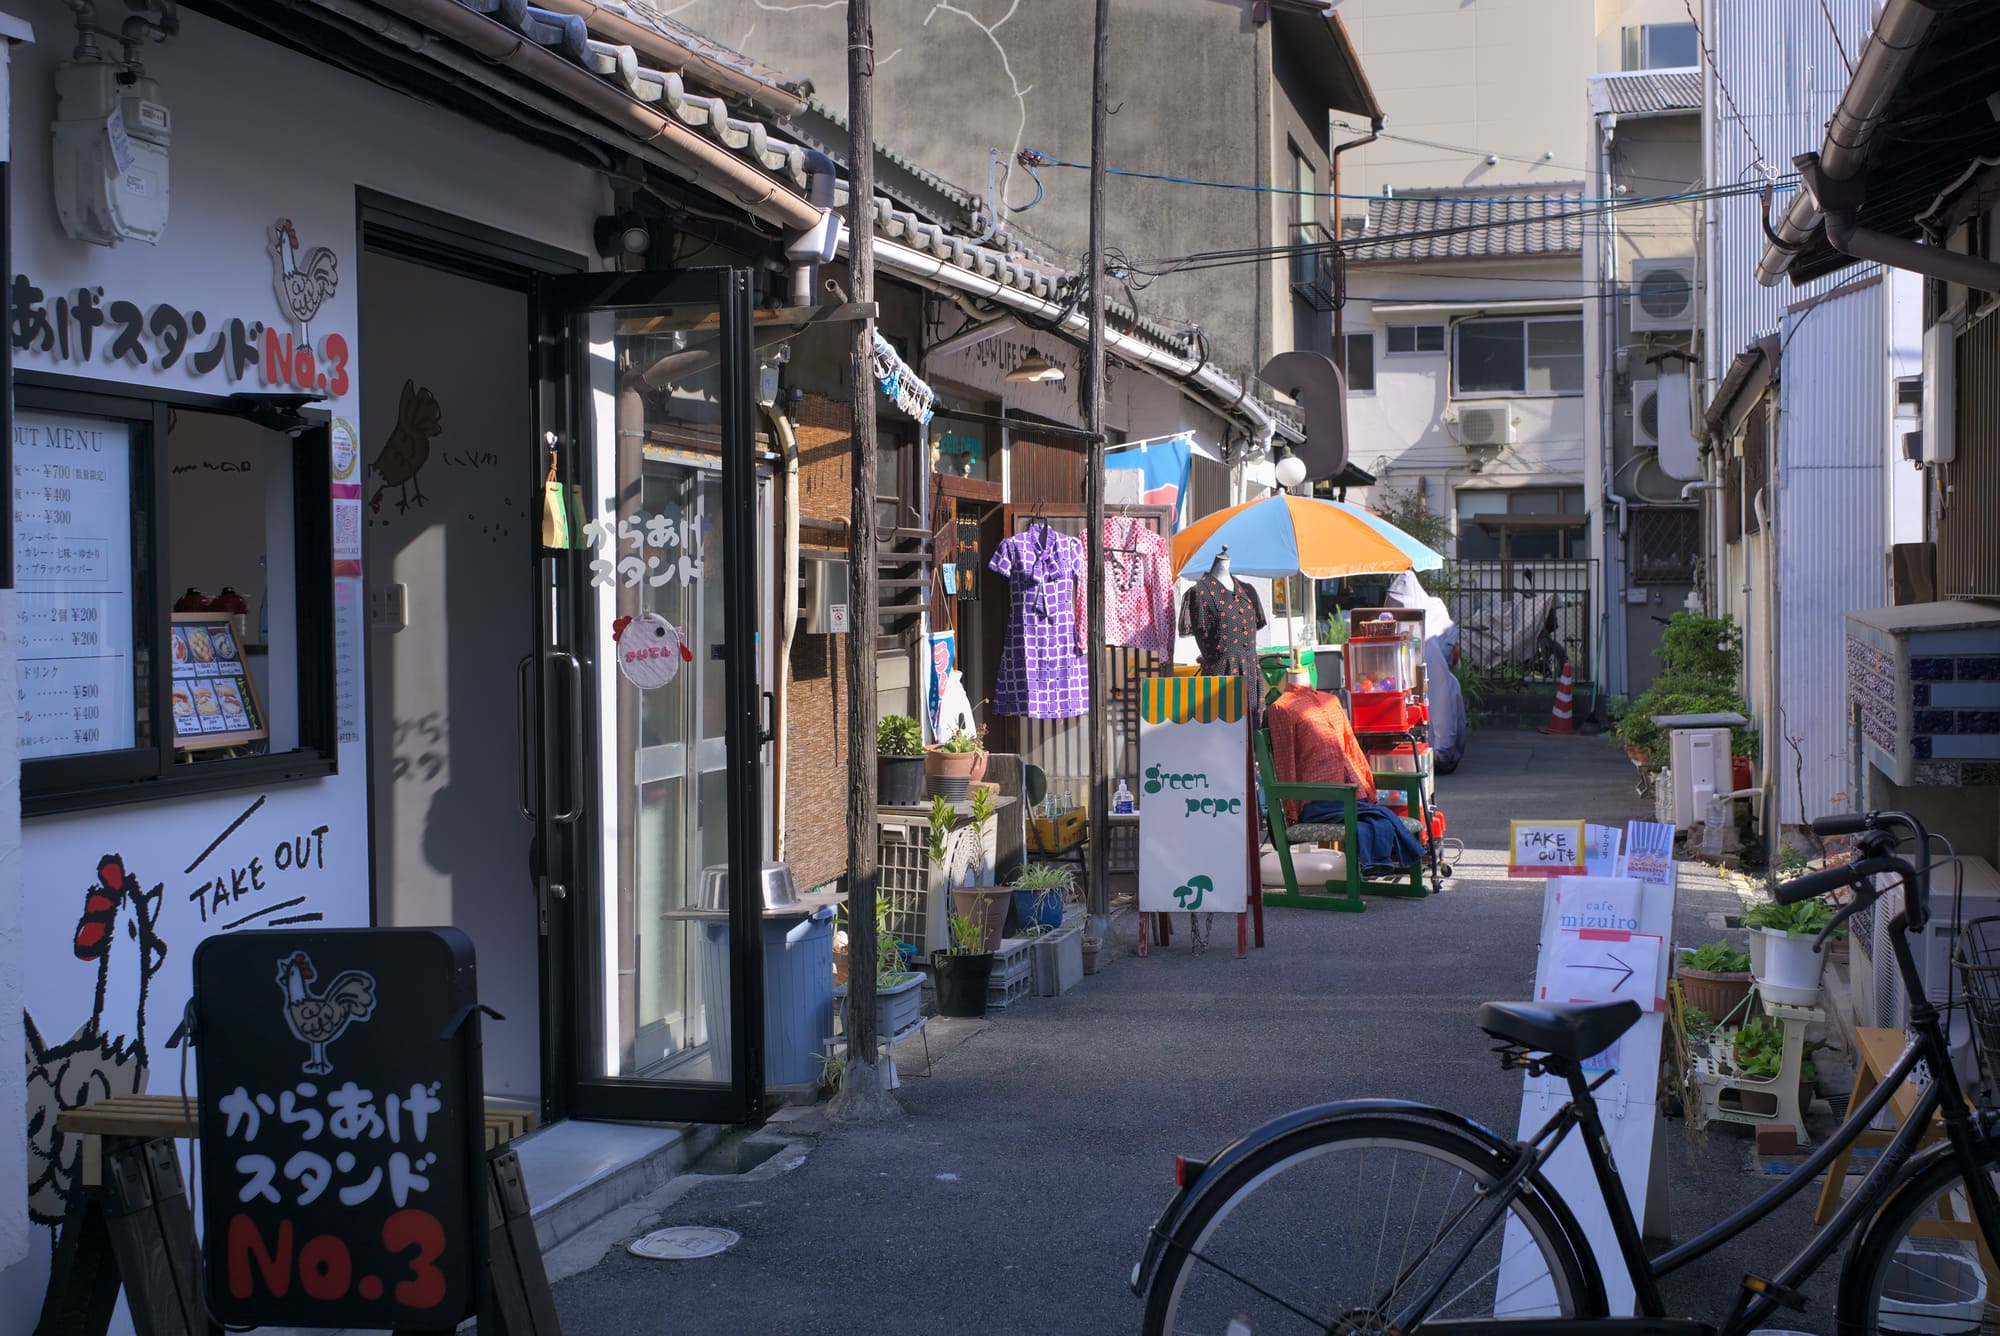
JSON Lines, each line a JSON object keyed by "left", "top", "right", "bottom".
{"left": 1133, "top": 809, "right": 2000, "bottom": 1333}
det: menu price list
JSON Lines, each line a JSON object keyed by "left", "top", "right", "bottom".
{"left": 170, "top": 621, "right": 261, "bottom": 742}
{"left": 13, "top": 411, "right": 136, "bottom": 760}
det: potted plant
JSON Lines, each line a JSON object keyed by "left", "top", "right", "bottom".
{"left": 1011, "top": 862, "right": 1076, "bottom": 936}
{"left": 1744, "top": 895, "right": 1836, "bottom": 1005}
{"left": 932, "top": 906, "right": 995, "bottom": 1018}
{"left": 1675, "top": 940, "right": 1753, "bottom": 1022}
{"left": 833, "top": 896, "right": 925, "bottom": 1041}
{"left": 1081, "top": 932, "right": 1103, "bottom": 975}
{"left": 878, "top": 714, "right": 926, "bottom": 807}
{"left": 925, "top": 725, "right": 988, "bottom": 784}
{"left": 929, "top": 792, "right": 1008, "bottom": 953}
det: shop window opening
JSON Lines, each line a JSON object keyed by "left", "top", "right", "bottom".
{"left": 16, "top": 380, "right": 335, "bottom": 814}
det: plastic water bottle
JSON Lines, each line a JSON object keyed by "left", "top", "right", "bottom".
{"left": 1113, "top": 780, "right": 1134, "bottom": 814}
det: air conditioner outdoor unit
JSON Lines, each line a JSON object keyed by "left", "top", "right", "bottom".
{"left": 1454, "top": 404, "right": 1514, "bottom": 447}
{"left": 1629, "top": 257, "right": 1697, "bottom": 332}
{"left": 1631, "top": 379, "right": 1660, "bottom": 449}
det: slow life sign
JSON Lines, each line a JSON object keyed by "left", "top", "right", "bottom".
{"left": 1138, "top": 676, "right": 1249, "bottom": 915}
{"left": 193, "top": 927, "right": 485, "bottom": 1329}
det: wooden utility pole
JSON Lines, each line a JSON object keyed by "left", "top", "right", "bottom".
{"left": 1084, "top": 0, "right": 1111, "bottom": 921}
{"left": 832, "top": 0, "right": 895, "bottom": 1119}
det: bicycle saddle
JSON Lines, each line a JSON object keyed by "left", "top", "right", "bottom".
{"left": 1477, "top": 999, "right": 1641, "bottom": 1062}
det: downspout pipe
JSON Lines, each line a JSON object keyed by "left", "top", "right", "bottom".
{"left": 765, "top": 400, "right": 802, "bottom": 862}
{"left": 1329, "top": 123, "right": 1380, "bottom": 374}
{"left": 357, "top": 0, "right": 821, "bottom": 231}
{"left": 1823, "top": 208, "right": 2000, "bottom": 292}
{"left": 1754, "top": 0, "right": 1940, "bottom": 287}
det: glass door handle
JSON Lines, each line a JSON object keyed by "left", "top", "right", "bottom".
{"left": 517, "top": 655, "right": 537, "bottom": 821}
{"left": 549, "top": 650, "right": 585, "bottom": 825}
{"left": 761, "top": 689, "right": 775, "bottom": 745}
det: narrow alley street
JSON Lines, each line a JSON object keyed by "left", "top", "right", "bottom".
{"left": 549, "top": 731, "right": 1832, "bottom": 1334}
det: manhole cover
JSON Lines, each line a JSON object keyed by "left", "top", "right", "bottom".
{"left": 628, "top": 1226, "right": 740, "bottom": 1261}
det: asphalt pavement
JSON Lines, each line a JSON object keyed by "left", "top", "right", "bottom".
{"left": 549, "top": 728, "right": 1836, "bottom": 1335}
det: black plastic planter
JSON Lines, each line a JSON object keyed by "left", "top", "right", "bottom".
{"left": 878, "top": 753, "right": 925, "bottom": 806}
{"left": 932, "top": 951, "right": 995, "bottom": 1018}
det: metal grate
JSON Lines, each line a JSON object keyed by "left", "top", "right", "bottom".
{"left": 1955, "top": 916, "right": 2000, "bottom": 1106}
{"left": 1630, "top": 507, "right": 1700, "bottom": 583}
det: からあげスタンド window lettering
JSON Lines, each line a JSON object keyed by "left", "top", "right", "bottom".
{"left": 12, "top": 412, "right": 139, "bottom": 760}
{"left": 580, "top": 506, "right": 709, "bottom": 589}
{"left": 8, "top": 275, "right": 349, "bottom": 395}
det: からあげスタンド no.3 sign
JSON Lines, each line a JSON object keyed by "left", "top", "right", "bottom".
{"left": 191, "top": 927, "right": 485, "bottom": 1329}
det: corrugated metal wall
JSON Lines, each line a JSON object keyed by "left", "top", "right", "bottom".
{"left": 1775, "top": 280, "right": 1887, "bottom": 824}
{"left": 1940, "top": 311, "right": 2000, "bottom": 598}
{"left": 1708, "top": 0, "right": 1878, "bottom": 379}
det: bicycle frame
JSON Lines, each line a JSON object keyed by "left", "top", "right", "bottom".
{"left": 1415, "top": 899, "right": 2000, "bottom": 1335}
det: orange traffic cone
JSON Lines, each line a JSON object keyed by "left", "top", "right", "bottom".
{"left": 1538, "top": 662, "right": 1577, "bottom": 735}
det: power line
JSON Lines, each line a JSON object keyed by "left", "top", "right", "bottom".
{"left": 1118, "top": 176, "right": 1789, "bottom": 279}
{"left": 1330, "top": 121, "right": 1594, "bottom": 177}
{"left": 1816, "top": 0, "right": 1855, "bottom": 75}
{"left": 1020, "top": 149, "right": 1618, "bottom": 204}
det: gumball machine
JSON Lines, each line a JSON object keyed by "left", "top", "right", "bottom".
{"left": 1344, "top": 616, "right": 1420, "bottom": 733}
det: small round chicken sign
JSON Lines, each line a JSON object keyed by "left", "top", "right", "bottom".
{"left": 191, "top": 927, "right": 484, "bottom": 1328}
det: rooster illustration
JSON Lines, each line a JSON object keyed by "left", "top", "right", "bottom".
{"left": 270, "top": 217, "right": 339, "bottom": 347}
{"left": 372, "top": 379, "right": 440, "bottom": 514}
{"left": 24, "top": 855, "right": 168, "bottom": 1226}
{"left": 276, "top": 951, "right": 378, "bottom": 1075}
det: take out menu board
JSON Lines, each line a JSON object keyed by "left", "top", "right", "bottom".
{"left": 171, "top": 613, "right": 267, "bottom": 749}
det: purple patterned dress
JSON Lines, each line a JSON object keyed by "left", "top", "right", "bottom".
{"left": 989, "top": 526, "right": 1087, "bottom": 718}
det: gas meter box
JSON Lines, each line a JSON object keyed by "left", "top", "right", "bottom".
{"left": 53, "top": 60, "right": 171, "bottom": 247}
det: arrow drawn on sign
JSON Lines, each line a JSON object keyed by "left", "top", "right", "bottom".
{"left": 1572, "top": 954, "right": 1634, "bottom": 992}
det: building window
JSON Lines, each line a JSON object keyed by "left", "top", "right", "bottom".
{"left": 1342, "top": 333, "right": 1374, "bottom": 393}
{"left": 1452, "top": 316, "right": 1584, "bottom": 397}
{"left": 1455, "top": 487, "right": 1586, "bottom": 561}
{"left": 930, "top": 390, "right": 997, "bottom": 482}
{"left": 1623, "top": 22, "right": 1698, "bottom": 70}
{"left": 1386, "top": 323, "right": 1445, "bottom": 355}
{"left": 1288, "top": 141, "right": 1335, "bottom": 345}
{"left": 16, "top": 381, "right": 336, "bottom": 813}
{"left": 1630, "top": 507, "right": 1700, "bottom": 583}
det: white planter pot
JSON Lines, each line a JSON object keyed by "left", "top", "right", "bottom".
{"left": 1753, "top": 927, "right": 1825, "bottom": 1006}
{"left": 1746, "top": 926, "right": 1768, "bottom": 979}
{"left": 1877, "top": 1240, "right": 1988, "bottom": 1332}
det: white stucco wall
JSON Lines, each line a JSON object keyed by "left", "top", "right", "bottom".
{"left": 3, "top": 2, "right": 601, "bottom": 1321}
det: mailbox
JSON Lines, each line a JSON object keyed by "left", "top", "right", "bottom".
{"left": 801, "top": 553, "right": 850, "bottom": 635}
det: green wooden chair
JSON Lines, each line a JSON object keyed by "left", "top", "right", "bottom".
{"left": 1251, "top": 728, "right": 1430, "bottom": 913}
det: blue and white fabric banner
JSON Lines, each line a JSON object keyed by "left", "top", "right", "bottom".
{"left": 1104, "top": 435, "right": 1192, "bottom": 527}
{"left": 872, "top": 331, "right": 936, "bottom": 427}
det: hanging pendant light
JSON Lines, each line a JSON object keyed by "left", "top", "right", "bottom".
{"left": 1005, "top": 348, "right": 1067, "bottom": 384}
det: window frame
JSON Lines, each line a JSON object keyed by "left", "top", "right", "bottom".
{"left": 16, "top": 372, "right": 338, "bottom": 816}
{"left": 1624, "top": 22, "right": 1699, "bottom": 70}
{"left": 1450, "top": 314, "right": 1585, "bottom": 399}
{"left": 1386, "top": 323, "right": 1446, "bottom": 356}
{"left": 1342, "top": 332, "right": 1375, "bottom": 393}
{"left": 1454, "top": 486, "right": 1588, "bottom": 562}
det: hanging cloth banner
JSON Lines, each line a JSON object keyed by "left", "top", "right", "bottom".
{"left": 1104, "top": 435, "right": 1192, "bottom": 527}
{"left": 872, "top": 331, "right": 937, "bottom": 427}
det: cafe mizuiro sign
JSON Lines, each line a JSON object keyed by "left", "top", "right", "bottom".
{"left": 192, "top": 927, "right": 486, "bottom": 1328}
{"left": 8, "top": 218, "right": 348, "bottom": 394}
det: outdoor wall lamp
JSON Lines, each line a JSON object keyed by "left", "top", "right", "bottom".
{"left": 1005, "top": 348, "right": 1066, "bottom": 384}
{"left": 594, "top": 210, "right": 653, "bottom": 258}
{"left": 1274, "top": 453, "right": 1309, "bottom": 489}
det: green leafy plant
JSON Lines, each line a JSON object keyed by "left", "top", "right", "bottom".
{"left": 968, "top": 784, "right": 996, "bottom": 828}
{"left": 1775, "top": 844, "right": 1811, "bottom": 878}
{"left": 877, "top": 714, "right": 923, "bottom": 757}
{"left": 1678, "top": 941, "right": 1752, "bottom": 974}
{"left": 816, "top": 1048, "right": 847, "bottom": 1094}
{"left": 1608, "top": 613, "right": 1754, "bottom": 765}
{"left": 1732, "top": 1018, "right": 1784, "bottom": 1080}
{"left": 934, "top": 727, "right": 983, "bottom": 754}
{"left": 840, "top": 896, "right": 917, "bottom": 986}
{"left": 1371, "top": 487, "right": 1459, "bottom": 599}
{"left": 1012, "top": 862, "right": 1078, "bottom": 924}
{"left": 1659, "top": 612, "right": 1744, "bottom": 683}
{"left": 1744, "top": 897, "right": 1836, "bottom": 937}
{"left": 943, "top": 906, "right": 987, "bottom": 956}
{"left": 1682, "top": 1005, "right": 1717, "bottom": 1037}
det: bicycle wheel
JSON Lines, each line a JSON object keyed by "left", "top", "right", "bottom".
{"left": 1142, "top": 1112, "right": 1593, "bottom": 1334}
{"left": 1842, "top": 1137, "right": 2000, "bottom": 1333}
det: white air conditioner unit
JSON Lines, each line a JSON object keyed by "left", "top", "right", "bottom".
{"left": 1631, "top": 379, "right": 1660, "bottom": 449}
{"left": 1923, "top": 311, "right": 1960, "bottom": 464}
{"left": 1629, "top": 257, "right": 1697, "bottom": 332}
{"left": 1453, "top": 404, "right": 1515, "bottom": 447}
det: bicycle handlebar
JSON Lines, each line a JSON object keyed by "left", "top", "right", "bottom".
{"left": 1809, "top": 813, "right": 1872, "bottom": 837}
{"left": 1772, "top": 858, "right": 1881, "bottom": 905}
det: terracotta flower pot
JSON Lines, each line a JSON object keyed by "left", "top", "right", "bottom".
{"left": 1081, "top": 938, "right": 1102, "bottom": 975}
{"left": 951, "top": 888, "right": 1011, "bottom": 953}
{"left": 1679, "top": 967, "right": 1753, "bottom": 1022}
{"left": 925, "top": 746, "right": 984, "bottom": 780}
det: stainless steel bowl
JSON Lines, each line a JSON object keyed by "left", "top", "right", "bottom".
{"left": 696, "top": 862, "right": 799, "bottom": 911}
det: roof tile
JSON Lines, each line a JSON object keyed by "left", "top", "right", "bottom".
{"left": 1348, "top": 185, "right": 1586, "bottom": 263}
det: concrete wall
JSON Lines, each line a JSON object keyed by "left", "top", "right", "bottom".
{"left": 670, "top": 0, "right": 1272, "bottom": 383}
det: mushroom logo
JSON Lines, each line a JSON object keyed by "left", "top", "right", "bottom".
{"left": 612, "top": 613, "right": 693, "bottom": 690}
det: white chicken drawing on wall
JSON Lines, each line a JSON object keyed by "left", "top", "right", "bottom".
{"left": 269, "top": 216, "right": 339, "bottom": 348}
{"left": 276, "top": 950, "right": 378, "bottom": 1075}
{"left": 23, "top": 854, "right": 169, "bottom": 1226}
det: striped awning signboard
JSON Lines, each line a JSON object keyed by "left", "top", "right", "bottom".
{"left": 1138, "top": 675, "right": 1250, "bottom": 915}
